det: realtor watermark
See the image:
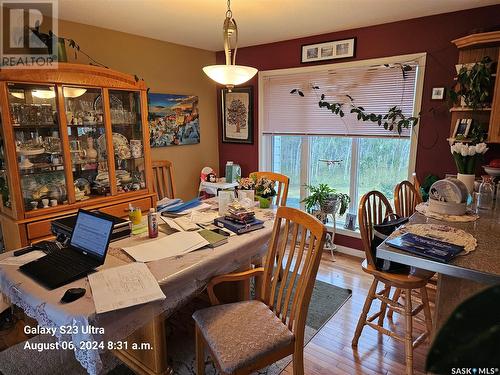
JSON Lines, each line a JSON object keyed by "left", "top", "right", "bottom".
{"left": 1, "top": 0, "right": 58, "bottom": 68}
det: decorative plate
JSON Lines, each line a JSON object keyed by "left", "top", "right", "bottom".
{"left": 97, "top": 132, "right": 131, "bottom": 159}
{"left": 93, "top": 94, "right": 123, "bottom": 110}
{"left": 75, "top": 177, "right": 91, "bottom": 195}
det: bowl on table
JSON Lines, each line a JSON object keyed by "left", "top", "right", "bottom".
{"left": 483, "top": 165, "right": 500, "bottom": 178}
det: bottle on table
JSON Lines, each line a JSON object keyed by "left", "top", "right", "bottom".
{"left": 477, "top": 175, "right": 494, "bottom": 210}
{"left": 148, "top": 208, "right": 158, "bottom": 238}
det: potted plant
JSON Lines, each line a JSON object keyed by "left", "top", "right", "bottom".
{"left": 449, "top": 56, "right": 495, "bottom": 110}
{"left": 450, "top": 142, "right": 489, "bottom": 193}
{"left": 302, "top": 184, "right": 350, "bottom": 218}
{"left": 254, "top": 177, "right": 276, "bottom": 208}
{"left": 237, "top": 177, "right": 256, "bottom": 201}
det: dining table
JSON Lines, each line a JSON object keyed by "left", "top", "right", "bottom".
{"left": 376, "top": 206, "right": 500, "bottom": 331}
{"left": 0, "top": 199, "right": 276, "bottom": 375}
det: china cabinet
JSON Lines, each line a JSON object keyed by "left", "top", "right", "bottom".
{"left": 0, "top": 64, "right": 155, "bottom": 250}
{"left": 450, "top": 31, "right": 500, "bottom": 143}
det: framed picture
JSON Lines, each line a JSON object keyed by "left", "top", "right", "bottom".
{"left": 344, "top": 213, "right": 357, "bottom": 231}
{"left": 301, "top": 38, "right": 355, "bottom": 63}
{"left": 453, "top": 118, "right": 472, "bottom": 139}
{"left": 222, "top": 86, "right": 253, "bottom": 144}
{"left": 431, "top": 87, "right": 445, "bottom": 100}
{"left": 148, "top": 93, "right": 199, "bottom": 147}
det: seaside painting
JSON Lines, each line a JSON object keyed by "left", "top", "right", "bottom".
{"left": 148, "top": 93, "right": 200, "bottom": 147}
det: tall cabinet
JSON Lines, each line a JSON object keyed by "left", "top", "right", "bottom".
{"left": 0, "top": 64, "right": 155, "bottom": 251}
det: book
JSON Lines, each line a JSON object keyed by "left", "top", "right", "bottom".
{"left": 197, "top": 229, "right": 228, "bottom": 248}
{"left": 386, "top": 233, "right": 464, "bottom": 263}
{"left": 214, "top": 217, "right": 264, "bottom": 235}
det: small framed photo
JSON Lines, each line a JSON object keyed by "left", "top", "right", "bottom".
{"left": 344, "top": 213, "right": 357, "bottom": 231}
{"left": 221, "top": 86, "right": 253, "bottom": 144}
{"left": 431, "top": 87, "right": 445, "bottom": 100}
{"left": 302, "top": 38, "right": 355, "bottom": 63}
{"left": 453, "top": 118, "right": 472, "bottom": 139}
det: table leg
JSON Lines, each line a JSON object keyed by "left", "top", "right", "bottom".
{"left": 113, "top": 315, "right": 172, "bottom": 375}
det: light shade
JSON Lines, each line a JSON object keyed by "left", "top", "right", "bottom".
{"left": 203, "top": 65, "right": 258, "bottom": 86}
{"left": 63, "top": 87, "right": 87, "bottom": 98}
{"left": 32, "top": 89, "right": 56, "bottom": 99}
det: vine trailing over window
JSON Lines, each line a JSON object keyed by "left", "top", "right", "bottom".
{"left": 290, "top": 64, "right": 419, "bottom": 135}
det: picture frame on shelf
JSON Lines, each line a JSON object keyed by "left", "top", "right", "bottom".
{"left": 221, "top": 86, "right": 253, "bottom": 144}
{"left": 453, "top": 118, "right": 472, "bottom": 139}
{"left": 344, "top": 213, "right": 357, "bottom": 231}
{"left": 301, "top": 38, "right": 355, "bottom": 63}
{"left": 431, "top": 87, "right": 445, "bottom": 100}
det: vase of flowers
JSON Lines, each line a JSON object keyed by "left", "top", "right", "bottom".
{"left": 254, "top": 177, "right": 276, "bottom": 208}
{"left": 451, "top": 142, "right": 488, "bottom": 193}
{"left": 237, "top": 177, "right": 255, "bottom": 201}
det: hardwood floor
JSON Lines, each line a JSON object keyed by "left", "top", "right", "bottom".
{"left": 282, "top": 251, "right": 433, "bottom": 375}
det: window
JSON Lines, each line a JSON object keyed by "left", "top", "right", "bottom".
{"left": 260, "top": 54, "right": 425, "bottom": 226}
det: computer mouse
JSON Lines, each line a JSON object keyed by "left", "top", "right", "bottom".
{"left": 60, "top": 288, "right": 86, "bottom": 303}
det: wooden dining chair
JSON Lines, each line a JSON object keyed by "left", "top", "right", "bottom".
{"left": 193, "top": 206, "right": 327, "bottom": 375}
{"left": 394, "top": 180, "right": 422, "bottom": 218}
{"left": 249, "top": 171, "right": 289, "bottom": 207}
{"left": 151, "top": 160, "right": 176, "bottom": 200}
{"left": 352, "top": 191, "right": 433, "bottom": 375}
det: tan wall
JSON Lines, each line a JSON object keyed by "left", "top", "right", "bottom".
{"left": 57, "top": 19, "right": 218, "bottom": 200}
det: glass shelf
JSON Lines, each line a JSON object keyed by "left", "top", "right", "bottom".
{"left": 8, "top": 83, "right": 68, "bottom": 211}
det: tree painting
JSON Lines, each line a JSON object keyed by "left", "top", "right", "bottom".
{"left": 227, "top": 98, "right": 247, "bottom": 133}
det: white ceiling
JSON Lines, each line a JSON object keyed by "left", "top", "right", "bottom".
{"left": 57, "top": 0, "right": 500, "bottom": 51}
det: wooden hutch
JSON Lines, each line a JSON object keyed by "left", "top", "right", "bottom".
{"left": 450, "top": 31, "right": 500, "bottom": 143}
{"left": 0, "top": 64, "right": 155, "bottom": 251}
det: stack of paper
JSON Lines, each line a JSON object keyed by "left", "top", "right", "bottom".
{"left": 89, "top": 262, "right": 166, "bottom": 314}
{"left": 0, "top": 251, "right": 46, "bottom": 266}
{"left": 123, "top": 231, "right": 209, "bottom": 262}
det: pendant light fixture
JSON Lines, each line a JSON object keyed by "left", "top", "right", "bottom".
{"left": 202, "top": 0, "right": 257, "bottom": 91}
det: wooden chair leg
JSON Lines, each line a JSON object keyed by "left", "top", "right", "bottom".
{"left": 420, "top": 286, "right": 433, "bottom": 338}
{"left": 292, "top": 344, "right": 305, "bottom": 375}
{"left": 388, "top": 288, "right": 401, "bottom": 319}
{"left": 403, "top": 289, "right": 414, "bottom": 375}
{"left": 377, "top": 284, "right": 391, "bottom": 326}
{"left": 195, "top": 326, "right": 205, "bottom": 375}
{"left": 352, "top": 278, "right": 378, "bottom": 347}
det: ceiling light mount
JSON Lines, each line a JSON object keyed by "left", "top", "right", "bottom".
{"left": 202, "top": 0, "right": 257, "bottom": 91}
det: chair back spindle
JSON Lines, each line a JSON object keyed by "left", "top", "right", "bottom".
{"left": 358, "top": 191, "right": 394, "bottom": 267}
{"left": 152, "top": 160, "right": 176, "bottom": 200}
{"left": 394, "top": 180, "right": 422, "bottom": 217}
{"left": 261, "top": 207, "right": 326, "bottom": 334}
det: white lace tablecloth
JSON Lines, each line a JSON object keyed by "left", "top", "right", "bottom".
{"left": 415, "top": 202, "right": 479, "bottom": 222}
{"left": 0, "top": 203, "right": 275, "bottom": 375}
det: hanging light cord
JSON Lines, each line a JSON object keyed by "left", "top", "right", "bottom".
{"left": 223, "top": 0, "right": 238, "bottom": 66}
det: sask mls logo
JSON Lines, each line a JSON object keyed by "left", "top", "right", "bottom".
{"left": 1, "top": 0, "right": 58, "bottom": 68}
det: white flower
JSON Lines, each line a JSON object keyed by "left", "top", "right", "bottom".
{"left": 475, "top": 142, "right": 488, "bottom": 154}
{"left": 467, "top": 146, "right": 476, "bottom": 156}
{"left": 460, "top": 146, "right": 468, "bottom": 157}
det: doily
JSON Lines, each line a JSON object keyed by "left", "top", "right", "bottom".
{"left": 415, "top": 202, "right": 479, "bottom": 222}
{"left": 388, "top": 223, "right": 477, "bottom": 254}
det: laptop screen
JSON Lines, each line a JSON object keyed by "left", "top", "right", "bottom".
{"left": 70, "top": 211, "right": 114, "bottom": 259}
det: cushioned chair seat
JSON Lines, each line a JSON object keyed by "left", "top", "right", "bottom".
{"left": 193, "top": 300, "right": 295, "bottom": 374}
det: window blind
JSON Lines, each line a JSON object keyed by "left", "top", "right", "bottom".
{"left": 262, "top": 62, "right": 418, "bottom": 137}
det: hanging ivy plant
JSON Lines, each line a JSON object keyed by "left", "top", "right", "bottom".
{"left": 290, "top": 65, "right": 419, "bottom": 135}
{"left": 448, "top": 56, "right": 494, "bottom": 110}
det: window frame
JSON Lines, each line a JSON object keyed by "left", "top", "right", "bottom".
{"left": 259, "top": 53, "right": 426, "bottom": 218}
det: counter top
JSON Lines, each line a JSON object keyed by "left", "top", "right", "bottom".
{"left": 377, "top": 208, "right": 500, "bottom": 284}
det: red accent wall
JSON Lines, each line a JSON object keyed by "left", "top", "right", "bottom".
{"left": 217, "top": 5, "right": 500, "bottom": 251}
{"left": 217, "top": 5, "right": 500, "bottom": 177}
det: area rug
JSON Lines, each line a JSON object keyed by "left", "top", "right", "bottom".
{"left": 0, "top": 280, "right": 351, "bottom": 375}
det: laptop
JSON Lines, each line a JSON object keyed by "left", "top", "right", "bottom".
{"left": 20, "top": 209, "right": 114, "bottom": 290}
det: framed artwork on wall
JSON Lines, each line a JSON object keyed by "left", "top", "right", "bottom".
{"left": 148, "top": 93, "right": 200, "bottom": 147}
{"left": 431, "top": 87, "right": 445, "bottom": 100}
{"left": 301, "top": 38, "right": 355, "bottom": 63}
{"left": 221, "top": 86, "right": 253, "bottom": 144}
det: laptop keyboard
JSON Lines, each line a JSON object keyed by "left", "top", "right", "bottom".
{"left": 37, "top": 250, "right": 96, "bottom": 274}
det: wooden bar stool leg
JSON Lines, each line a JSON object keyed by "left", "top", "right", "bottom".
{"left": 195, "top": 326, "right": 205, "bottom": 375}
{"left": 420, "top": 287, "right": 433, "bottom": 337}
{"left": 404, "top": 288, "right": 414, "bottom": 375}
{"left": 352, "top": 278, "right": 379, "bottom": 347}
{"left": 388, "top": 288, "right": 401, "bottom": 319}
{"left": 377, "top": 284, "right": 391, "bottom": 326}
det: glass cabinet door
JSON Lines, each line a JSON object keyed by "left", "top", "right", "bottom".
{"left": 108, "top": 90, "right": 146, "bottom": 193}
{"left": 63, "top": 86, "right": 110, "bottom": 200}
{"left": 7, "top": 83, "right": 67, "bottom": 212}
